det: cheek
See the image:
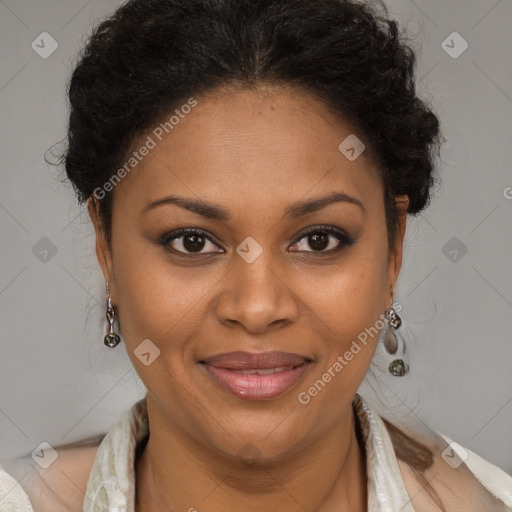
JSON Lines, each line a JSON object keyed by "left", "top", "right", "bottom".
{"left": 109, "top": 232, "right": 172, "bottom": 342}
{"left": 294, "top": 273, "right": 386, "bottom": 426}
{"left": 314, "top": 248, "right": 390, "bottom": 379}
{"left": 111, "top": 238, "right": 219, "bottom": 356}
{"left": 325, "top": 248, "right": 389, "bottom": 326}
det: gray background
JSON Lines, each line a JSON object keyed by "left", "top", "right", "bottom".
{"left": 1, "top": 0, "right": 511, "bottom": 474}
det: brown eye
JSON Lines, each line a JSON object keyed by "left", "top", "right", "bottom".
{"left": 180, "top": 233, "right": 206, "bottom": 252}
{"left": 307, "top": 232, "right": 330, "bottom": 251}
{"left": 161, "top": 228, "right": 224, "bottom": 255}
{"left": 289, "top": 226, "right": 353, "bottom": 253}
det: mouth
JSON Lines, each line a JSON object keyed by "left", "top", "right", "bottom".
{"left": 198, "top": 350, "right": 313, "bottom": 401}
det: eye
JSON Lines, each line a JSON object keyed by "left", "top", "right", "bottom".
{"left": 160, "top": 228, "right": 224, "bottom": 255}
{"left": 159, "top": 225, "right": 354, "bottom": 256}
{"left": 289, "top": 225, "right": 354, "bottom": 253}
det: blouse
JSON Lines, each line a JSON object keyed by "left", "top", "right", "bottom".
{"left": 1, "top": 393, "right": 511, "bottom": 511}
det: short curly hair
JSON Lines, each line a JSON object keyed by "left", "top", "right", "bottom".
{"left": 60, "top": 0, "right": 441, "bottom": 250}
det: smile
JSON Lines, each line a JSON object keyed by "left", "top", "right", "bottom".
{"left": 198, "top": 350, "right": 313, "bottom": 400}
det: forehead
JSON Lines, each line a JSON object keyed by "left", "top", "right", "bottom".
{"left": 111, "top": 85, "right": 382, "bottom": 215}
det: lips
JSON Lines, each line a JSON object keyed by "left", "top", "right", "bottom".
{"left": 199, "top": 350, "right": 312, "bottom": 400}
{"left": 201, "top": 350, "right": 310, "bottom": 369}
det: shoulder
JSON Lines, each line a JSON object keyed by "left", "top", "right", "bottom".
{"left": 0, "top": 462, "right": 34, "bottom": 511}
{"left": 439, "top": 433, "right": 512, "bottom": 507}
{"left": 3, "top": 437, "right": 103, "bottom": 512}
{"left": 30, "top": 441, "right": 102, "bottom": 512}
{"left": 395, "top": 432, "right": 512, "bottom": 511}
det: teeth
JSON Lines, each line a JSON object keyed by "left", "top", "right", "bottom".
{"left": 232, "top": 366, "right": 292, "bottom": 375}
{"left": 255, "top": 367, "right": 283, "bottom": 375}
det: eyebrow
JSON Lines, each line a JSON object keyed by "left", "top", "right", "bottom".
{"left": 142, "top": 191, "right": 365, "bottom": 220}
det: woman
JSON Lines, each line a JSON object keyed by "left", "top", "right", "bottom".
{"left": 1, "top": 0, "right": 511, "bottom": 510}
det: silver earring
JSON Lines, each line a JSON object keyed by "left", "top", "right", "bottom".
{"left": 383, "top": 290, "right": 408, "bottom": 377}
{"left": 104, "top": 281, "right": 121, "bottom": 348}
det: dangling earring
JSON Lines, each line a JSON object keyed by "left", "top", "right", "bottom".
{"left": 104, "top": 281, "right": 121, "bottom": 348}
{"left": 383, "top": 288, "right": 408, "bottom": 376}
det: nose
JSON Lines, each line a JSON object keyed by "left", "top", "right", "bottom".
{"left": 214, "top": 251, "right": 300, "bottom": 334}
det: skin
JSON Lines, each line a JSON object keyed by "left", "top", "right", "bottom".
{"left": 88, "top": 84, "right": 409, "bottom": 512}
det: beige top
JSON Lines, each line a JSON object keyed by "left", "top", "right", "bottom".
{"left": 1, "top": 393, "right": 511, "bottom": 511}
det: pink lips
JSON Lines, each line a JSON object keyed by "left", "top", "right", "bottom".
{"left": 199, "top": 350, "right": 312, "bottom": 400}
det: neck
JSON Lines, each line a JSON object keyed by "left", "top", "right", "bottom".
{"left": 135, "top": 398, "right": 367, "bottom": 512}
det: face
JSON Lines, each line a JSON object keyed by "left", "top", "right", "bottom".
{"left": 89, "top": 85, "right": 408, "bottom": 462}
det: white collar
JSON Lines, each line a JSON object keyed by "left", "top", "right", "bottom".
{"left": 83, "top": 393, "right": 415, "bottom": 512}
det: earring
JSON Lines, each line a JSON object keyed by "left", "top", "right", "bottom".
{"left": 383, "top": 289, "right": 408, "bottom": 377}
{"left": 104, "top": 281, "right": 121, "bottom": 348}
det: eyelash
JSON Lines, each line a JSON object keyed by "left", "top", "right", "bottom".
{"left": 158, "top": 225, "right": 355, "bottom": 256}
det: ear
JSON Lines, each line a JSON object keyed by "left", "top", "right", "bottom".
{"left": 87, "top": 197, "right": 114, "bottom": 294}
{"left": 388, "top": 195, "right": 409, "bottom": 292}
